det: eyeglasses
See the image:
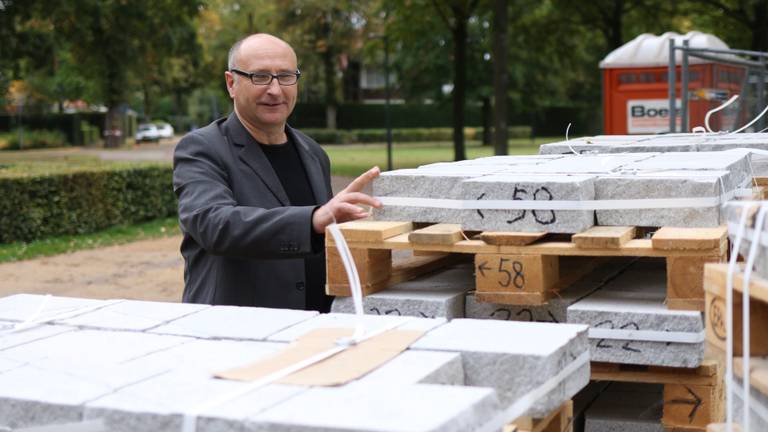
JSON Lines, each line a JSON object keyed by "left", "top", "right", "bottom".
{"left": 229, "top": 68, "right": 301, "bottom": 86}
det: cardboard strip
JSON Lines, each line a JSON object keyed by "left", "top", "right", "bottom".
{"left": 215, "top": 327, "right": 426, "bottom": 386}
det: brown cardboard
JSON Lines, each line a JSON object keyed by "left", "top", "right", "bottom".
{"left": 215, "top": 327, "right": 426, "bottom": 386}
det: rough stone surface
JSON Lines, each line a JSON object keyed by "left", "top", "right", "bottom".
{"left": 410, "top": 318, "right": 590, "bottom": 416}
{"left": 150, "top": 305, "right": 317, "bottom": 340}
{"left": 331, "top": 264, "right": 474, "bottom": 319}
{"left": 567, "top": 259, "right": 704, "bottom": 367}
{"left": 267, "top": 313, "right": 446, "bottom": 342}
{"left": 584, "top": 382, "right": 664, "bottom": 432}
{"left": 59, "top": 299, "right": 209, "bottom": 331}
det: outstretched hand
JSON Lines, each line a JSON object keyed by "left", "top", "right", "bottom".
{"left": 312, "top": 166, "right": 382, "bottom": 233}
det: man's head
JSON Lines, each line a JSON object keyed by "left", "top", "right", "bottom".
{"left": 225, "top": 34, "right": 299, "bottom": 139}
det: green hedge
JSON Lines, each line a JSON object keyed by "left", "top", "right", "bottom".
{"left": 0, "top": 163, "right": 176, "bottom": 243}
{"left": 301, "top": 126, "right": 532, "bottom": 144}
{"left": 0, "top": 129, "right": 68, "bottom": 150}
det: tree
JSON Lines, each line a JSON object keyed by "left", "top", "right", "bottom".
{"left": 687, "top": 0, "right": 768, "bottom": 52}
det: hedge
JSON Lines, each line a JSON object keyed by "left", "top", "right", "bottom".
{"left": 0, "top": 163, "right": 177, "bottom": 243}
{"left": 301, "top": 126, "right": 532, "bottom": 144}
{"left": 0, "top": 129, "right": 68, "bottom": 150}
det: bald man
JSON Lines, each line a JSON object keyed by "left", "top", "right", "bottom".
{"left": 173, "top": 34, "right": 381, "bottom": 312}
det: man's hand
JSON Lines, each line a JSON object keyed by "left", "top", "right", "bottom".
{"left": 313, "top": 166, "right": 383, "bottom": 234}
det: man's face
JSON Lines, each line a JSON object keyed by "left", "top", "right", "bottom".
{"left": 225, "top": 37, "right": 298, "bottom": 132}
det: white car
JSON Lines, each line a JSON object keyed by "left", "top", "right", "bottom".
{"left": 135, "top": 123, "right": 160, "bottom": 142}
{"left": 155, "top": 122, "right": 174, "bottom": 139}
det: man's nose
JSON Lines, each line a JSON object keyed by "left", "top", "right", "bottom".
{"left": 266, "top": 78, "right": 282, "bottom": 95}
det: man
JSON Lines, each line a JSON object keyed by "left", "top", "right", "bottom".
{"left": 173, "top": 33, "right": 381, "bottom": 312}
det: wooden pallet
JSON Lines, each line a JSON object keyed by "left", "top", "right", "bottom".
{"left": 326, "top": 220, "right": 728, "bottom": 311}
{"left": 704, "top": 263, "right": 768, "bottom": 356}
{"left": 591, "top": 359, "right": 724, "bottom": 431}
{"left": 504, "top": 400, "right": 573, "bottom": 432}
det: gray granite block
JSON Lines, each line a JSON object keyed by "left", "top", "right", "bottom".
{"left": 149, "top": 305, "right": 317, "bottom": 340}
{"left": 595, "top": 170, "right": 733, "bottom": 227}
{"left": 267, "top": 313, "right": 446, "bottom": 342}
{"left": 58, "top": 299, "right": 209, "bottom": 331}
{"left": 410, "top": 318, "right": 590, "bottom": 416}
{"left": 567, "top": 259, "right": 704, "bottom": 367}
{"left": 531, "top": 153, "right": 656, "bottom": 174}
{"left": 624, "top": 150, "right": 751, "bottom": 189}
{"left": 0, "top": 323, "right": 74, "bottom": 351}
{"left": 246, "top": 383, "right": 501, "bottom": 432}
{"left": 331, "top": 265, "right": 474, "bottom": 319}
{"left": 0, "top": 294, "right": 105, "bottom": 322}
{"left": 349, "top": 350, "right": 464, "bottom": 387}
{"left": 584, "top": 382, "right": 663, "bottom": 432}
{"left": 464, "top": 258, "right": 635, "bottom": 323}
{"left": 458, "top": 173, "right": 596, "bottom": 233}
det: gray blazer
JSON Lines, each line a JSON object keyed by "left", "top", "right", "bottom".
{"left": 172, "top": 113, "right": 333, "bottom": 308}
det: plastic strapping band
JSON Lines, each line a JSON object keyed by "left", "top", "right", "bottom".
{"left": 587, "top": 328, "right": 705, "bottom": 344}
{"left": 378, "top": 191, "right": 736, "bottom": 211}
{"left": 730, "top": 377, "right": 768, "bottom": 424}
{"left": 477, "top": 350, "right": 590, "bottom": 432}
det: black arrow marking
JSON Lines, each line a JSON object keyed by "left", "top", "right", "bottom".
{"left": 666, "top": 385, "right": 703, "bottom": 423}
{"left": 477, "top": 261, "right": 491, "bottom": 278}
{"left": 476, "top": 193, "right": 486, "bottom": 219}
{"left": 620, "top": 322, "right": 642, "bottom": 353}
{"left": 369, "top": 307, "right": 381, "bottom": 315}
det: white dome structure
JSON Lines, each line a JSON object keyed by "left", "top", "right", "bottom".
{"left": 599, "top": 31, "right": 732, "bottom": 69}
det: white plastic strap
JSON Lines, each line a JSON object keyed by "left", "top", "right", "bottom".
{"left": 378, "top": 192, "right": 734, "bottom": 211}
{"left": 730, "top": 377, "right": 768, "bottom": 424}
{"left": 588, "top": 328, "right": 704, "bottom": 344}
{"left": 477, "top": 350, "right": 590, "bottom": 432}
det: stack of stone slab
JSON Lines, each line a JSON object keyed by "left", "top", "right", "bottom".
{"left": 583, "top": 382, "right": 664, "bottom": 432}
{"left": 538, "top": 132, "right": 768, "bottom": 175}
{"left": 373, "top": 150, "right": 753, "bottom": 233}
{"left": 0, "top": 293, "right": 590, "bottom": 431}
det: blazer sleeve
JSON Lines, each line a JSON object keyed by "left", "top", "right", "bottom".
{"left": 173, "top": 130, "right": 321, "bottom": 260}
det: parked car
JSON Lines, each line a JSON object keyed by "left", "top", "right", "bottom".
{"left": 155, "top": 122, "right": 174, "bottom": 139}
{"left": 135, "top": 123, "right": 160, "bottom": 142}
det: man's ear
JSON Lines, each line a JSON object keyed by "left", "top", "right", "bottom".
{"left": 224, "top": 71, "right": 236, "bottom": 98}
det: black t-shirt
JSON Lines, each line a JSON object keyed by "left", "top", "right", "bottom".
{"left": 259, "top": 138, "right": 332, "bottom": 313}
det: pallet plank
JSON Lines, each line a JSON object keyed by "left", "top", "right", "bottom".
{"left": 666, "top": 254, "right": 726, "bottom": 312}
{"left": 572, "top": 226, "right": 635, "bottom": 249}
{"left": 408, "top": 224, "right": 464, "bottom": 245}
{"left": 333, "top": 221, "right": 413, "bottom": 242}
{"left": 590, "top": 360, "right": 718, "bottom": 386}
{"left": 481, "top": 231, "right": 547, "bottom": 246}
{"left": 652, "top": 226, "right": 728, "bottom": 251}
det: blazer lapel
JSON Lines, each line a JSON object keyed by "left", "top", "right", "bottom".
{"left": 289, "top": 126, "right": 331, "bottom": 203}
{"left": 224, "top": 114, "right": 290, "bottom": 206}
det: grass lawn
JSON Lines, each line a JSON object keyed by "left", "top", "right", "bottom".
{"left": 0, "top": 217, "right": 181, "bottom": 264}
{"left": 323, "top": 137, "right": 559, "bottom": 177}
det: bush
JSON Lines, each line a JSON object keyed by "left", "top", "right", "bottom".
{"left": 0, "top": 163, "right": 176, "bottom": 243}
{"left": 301, "top": 126, "right": 532, "bottom": 144}
{"left": 300, "top": 129, "right": 355, "bottom": 144}
{"left": 0, "top": 129, "right": 68, "bottom": 150}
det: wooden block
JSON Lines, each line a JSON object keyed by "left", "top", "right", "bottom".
{"left": 704, "top": 263, "right": 768, "bottom": 304}
{"left": 707, "top": 424, "right": 743, "bottom": 432}
{"left": 331, "top": 221, "right": 413, "bottom": 242}
{"left": 572, "top": 226, "right": 636, "bottom": 249}
{"left": 667, "top": 255, "right": 726, "bottom": 311}
{"left": 753, "top": 176, "right": 768, "bottom": 187}
{"left": 408, "top": 223, "right": 464, "bottom": 245}
{"left": 591, "top": 360, "right": 719, "bottom": 386}
{"left": 663, "top": 383, "right": 721, "bottom": 429}
{"left": 705, "top": 289, "right": 768, "bottom": 357}
{"left": 652, "top": 226, "right": 728, "bottom": 251}
{"left": 475, "top": 254, "right": 559, "bottom": 294}
{"left": 326, "top": 247, "right": 391, "bottom": 296}
{"left": 475, "top": 291, "right": 550, "bottom": 306}
{"left": 481, "top": 231, "right": 547, "bottom": 246}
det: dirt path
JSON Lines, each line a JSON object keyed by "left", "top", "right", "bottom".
{"left": 0, "top": 175, "right": 360, "bottom": 302}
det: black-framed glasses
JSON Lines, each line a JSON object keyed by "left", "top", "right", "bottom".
{"left": 230, "top": 68, "right": 301, "bottom": 86}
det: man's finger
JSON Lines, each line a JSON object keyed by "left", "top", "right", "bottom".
{"left": 337, "top": 192, "right": 382, "bottom": 208}
{"left": 343, "top": 166, "right": 380, "bottom": 193}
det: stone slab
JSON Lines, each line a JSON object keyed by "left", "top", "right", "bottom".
{"left": 149, "top": 305, "right": 317, "bottom": 340}
{"left": 0, "top": 294, "right": 105, "bottom": 322}
{"left": 266, "top": 313, "right": 446, "bottom": 342}
{"left": 0, "top": 323, "right": 74, "bottom": 351}
{"left": 584, "top": 382, "right": 663, "bottom": 432}
{"left": 349, "top": 350, "right": 464, "bottom": 387}
{"left": 457, "top": 174, "right": 596, "bottom": 233}
{"left": 330, "top": 264, "right": 474, "bottom": 319}
{"left": 410, "top": 318, "right": 590, "bottom": 416}
{"left": 246, "top": 383, "right": 501, "bottom": 432}
{"left": 567, "top": 258, "right": 704, "bottom": 367}
{"left": 624, "top": 150, "right": 751, "bottom": 189}
{"left": 58, "top": 299, "right": 209, "bottom": 331}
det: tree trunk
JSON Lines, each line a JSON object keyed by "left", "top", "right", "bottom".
{"left": 752, "top": 0, "right": 768, "bottom": 52}
{"left": 452, "top": 15, "right": 467, "bottom": 161}
{"left": 492, "top": 0, "right": 508, "bottom": 155}
{"left": 143, "top": 84, "right": 152, "bottom": 122}
{"left": 481, "top": 96, "right": 491, "bottom": 145}
{"left": 104, "top": 106, "right": 122, "bottom": 148}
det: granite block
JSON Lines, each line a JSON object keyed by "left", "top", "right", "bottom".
{"left": 624, "top": 150, "right": 751, "bottom": 189}
{"left": 349, "top": 350, "right": 464, "bottom": 387}
{"left": 331, "top": 265, "right": 474, "bottom": 319}
{"left": 567, "top": 259, "right": 704, "bottom": 367}
{"left": 149, "top": 305, "right": 317, "bottom": 340}
{"left": 58, "top": 299, "right": 209, "bottom": 331}
{"left": 410, "top": 318, "right": 590, "bottom": 416}
{"left": 247, "top": 383, "right": 501, "bottom": 432}
{"left": 0, "top": 294, "right": 105, "bottom": 322}
{"left": 267, "top": 313, "right": 446, "bottom": 342}
{"left": 0, "top": 323, "right": 74, "bottom": 351}
{"left": 458, "top": 174, "right": 596, "bottom": 233}
{"left": 584, "top": 382, "right": 664, "bottom": 432}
